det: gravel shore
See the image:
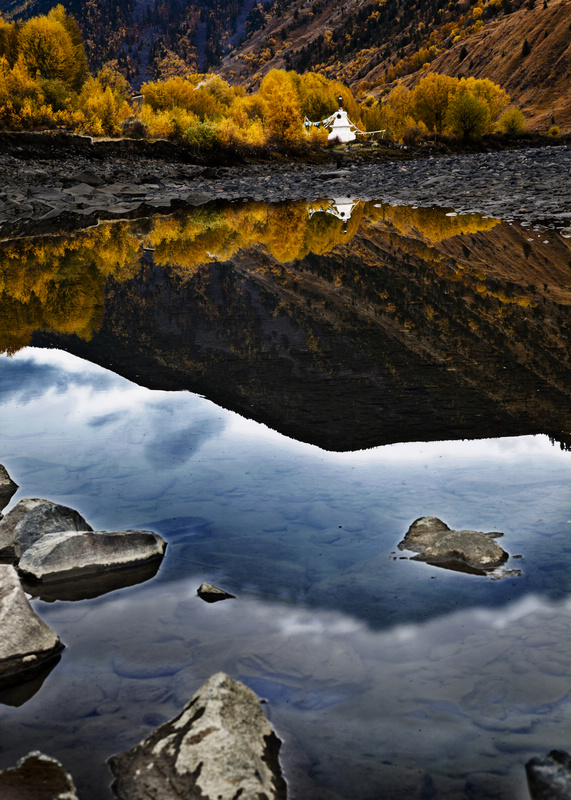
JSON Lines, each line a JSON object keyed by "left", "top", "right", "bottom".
{"left": 1, "top": 139, "right": 570, "bottom": 236}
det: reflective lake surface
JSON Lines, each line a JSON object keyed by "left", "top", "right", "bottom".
{"left": 0, "top": 199, "right": 570, "bottom": 799}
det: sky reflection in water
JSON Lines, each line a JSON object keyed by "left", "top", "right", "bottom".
{"left": 0, "top": 348, "right": 570, "bottom": 799}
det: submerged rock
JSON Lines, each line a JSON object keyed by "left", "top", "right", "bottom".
{"left": 526, "top": 750, "right": 571, "bottom": 800}
{"left": 398, "top": 517, "right": 508, "bottom": 573}
{"left": 197, "top": 581, "right": 236, "bottom": 603}
{"left": 0, "top": 565, "right": 63, "bottom": 687}
{"left": 0, "top": 498, "right": 91, "bottom": 560}
{"left": 17, "top": 529, "right": 166, "bottom": 583}
{"left": 0, "top": 751, "right": 79, "bottom": 800}
{"left": 109, "top": 671, "right": 287, "bottom": 800}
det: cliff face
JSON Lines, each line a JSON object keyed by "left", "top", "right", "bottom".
{"left": 27, "top": 205, "right": 571, "bottom": 451}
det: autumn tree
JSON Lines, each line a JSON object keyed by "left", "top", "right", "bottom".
{"left": 18, "top": 6, "right": 88, "bottom": 91}
{"left": 446, "top": 91, "right": 490, "bottom": 138}
{"left": 0, "top": 14, "right": 17, "bottom": 65}
{"left": 383, "top": 83, "right": 413, "bottom": 140}
{"left": 412, "top": 72, "right": 457, "bottom": 133}
{"left": 258, "top": 70, "right": 304, "bottom": 148}
{"left": 456, "top": 76, "right": 509, "bottom": 124}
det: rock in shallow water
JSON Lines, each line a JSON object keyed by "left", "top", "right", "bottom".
{"left": 13, "top": 500, "right": 93, "bottom": 559}
{"left": 109, "top": 671, "right": 287, "bottom": 800}
{"left": 398, "top": 516, "right": 508, "bottom": 572}
{"left": 0, "top": 564, "right": 63, "bottom": 687}
{"left": 0, "top": 498, "right": 92, "bottom": 560}
{"left": 0, "top": 751, "right": 79, "bottom": 800}
{"left": 526, "top": 750, "right": 571, "bottom": 800}
{"left": 17, "top": 529, "right": 167, "bottom": 582}
{"left": 197, "top": 581, "right": 236, "bottom": 602}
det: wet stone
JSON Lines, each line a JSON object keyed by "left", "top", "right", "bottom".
{"left": 526, "top": 750, "right": 571, "bottom": 800}
{"left": 0, "top": 751, "right": 79, "bottom": 800}
{"left": 0, "top": 565, "right": 64, "bottom": 688}
{"left": 109, "top": 672, "right": 287, "bottom": 800}
{"left": 399, "top": 517, "right": 508, "bottom": 573}
{"left": 197, "top": 581, "right": 236, "bottom": 602}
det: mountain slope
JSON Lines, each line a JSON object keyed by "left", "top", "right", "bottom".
{"left": 219, "top": 0, "right": 571, "bottom": 132}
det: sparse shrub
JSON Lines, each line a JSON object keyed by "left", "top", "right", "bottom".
{"left": 521, "top": 38, "right": 531, "bottom": 56}
{"left": 498, "top": 107, "right": 527, "bottom": 134}
{"left": 184, "top": 119, "right": 219, "bottom": 151}
{"left": 120, "top": 114, "right": 147, "bottom": 138}
{"left": 548, "top": 124, "right": 560, "bottom": 137}
{"left": 402, "top": 120, "right": 429, "bottom": 145}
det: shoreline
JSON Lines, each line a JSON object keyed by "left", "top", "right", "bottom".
{"left": 1, "top": 137, "right": 570, "bottom": 238}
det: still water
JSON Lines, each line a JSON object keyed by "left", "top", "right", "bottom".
{"left": 0, "top": 199, "right": 570, "bottom": 799}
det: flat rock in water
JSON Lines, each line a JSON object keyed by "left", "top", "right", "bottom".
{"left": 398, "top": 517, "right": 508, "bottom": 572}
{"left": 109, "top": 671, "right": 287, "bottom": 800}
{"left": 0, "top": 565, "right": 63, "bottom": 687}
{"left": 0, "top": 751, "right": 79, "bottom": 800}
{"left": 17, "top": 529, "right": 167, "bottom": 582}
{"left": 197, "top": 581, "right": 236, "bottom": 602}
{"left": 526, "top": 750, "right": 571, "bottom": 800}
{"left": 13, "top": 500, "right": 93, "bottom": 559}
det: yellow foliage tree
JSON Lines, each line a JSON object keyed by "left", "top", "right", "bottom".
{"left": 455, "top": 76, "right": 509, "bottom": 125}
{"left": 18, "top": 6, "right": 87, "bottom": 91}
{"left": 384, "top": 84, "right": 412, "bottom": 140}
{"left": 259, "top": 70, "right": 304, "bottom": 149}
{"left": 412, "top": 72, "right": 457, "bottom": 133}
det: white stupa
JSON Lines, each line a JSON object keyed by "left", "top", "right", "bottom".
{"left": 328, "top": 97, "right": 356, "bottom": 143}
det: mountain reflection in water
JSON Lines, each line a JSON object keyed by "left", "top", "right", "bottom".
{"left": 2, "top": 199, "right": 570, "bottom": 449}
{"left": 0, "top": 200, "right": 570, "bottom": 800}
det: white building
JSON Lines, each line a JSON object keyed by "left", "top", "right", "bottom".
{"left": 328, "top": 97, "right": 356, "bottom": 143}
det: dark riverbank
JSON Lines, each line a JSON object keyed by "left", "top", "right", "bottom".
{"left": 1, "top": 132, "right": 570, "bottom": 237}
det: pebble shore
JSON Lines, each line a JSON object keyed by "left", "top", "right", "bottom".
{"left": 1, "top": 142, "right": 570, "bottom": 236}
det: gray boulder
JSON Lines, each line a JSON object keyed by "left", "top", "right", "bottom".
{"left": 13, "top": 500, "right": 93, "bottom": 559}
{"left": 197, "top": 581, "right": 236, "bottom": 603}
{"left": 0, "top": 565, "right": 63, "bottom": 687}
{"left": 109, "top": 671, "right": 287, "bottom": 800}
{"left": 0, "top": 498, "right": 44, "bottom": 558}
{"left": 399, "top": 517, "right": 508, "bottom": 572}
{"left": 17, "top": 529, "right": 167, "bottom": 582}
{"left": 526, "top": 750, "right": 571, "bottom": 800}
{"left": 0, "top": 751, "right": 79, "bottom": 800}
{"left": 398, "top": 517, "right": 451, "bottom": 553}
{"left": 0, "top": 499, "right": 91, "bottom": 560}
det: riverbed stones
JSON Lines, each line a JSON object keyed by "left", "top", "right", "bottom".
{"left": 17, "top": 529, "right": 167, "bottom": 583}
{"left": 0, "top": 137, "right": 570, "bottom": 235}
{"left": 0, "top": 751, "right": 79, "bottom": 800}
{"left": 399, "top": 517, "right": 508, "bottom": 572}
{"left": 197, "top": 581, "right": 236, "bottom": 602}
{"left": 108, "top": 671, "right": 287, "bottom": 800}
{"left": 0, "top": 564, "right": 63, "bottom": 686}
{"left": 526, "top": 750, "right": 571, "bottom": 800}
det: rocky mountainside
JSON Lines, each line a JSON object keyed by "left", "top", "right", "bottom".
{"left": 220, "top": 0, "right": 571, "bottom": 132}
{"left": 3, "top": 0, "right": 569, "bottom": 130}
